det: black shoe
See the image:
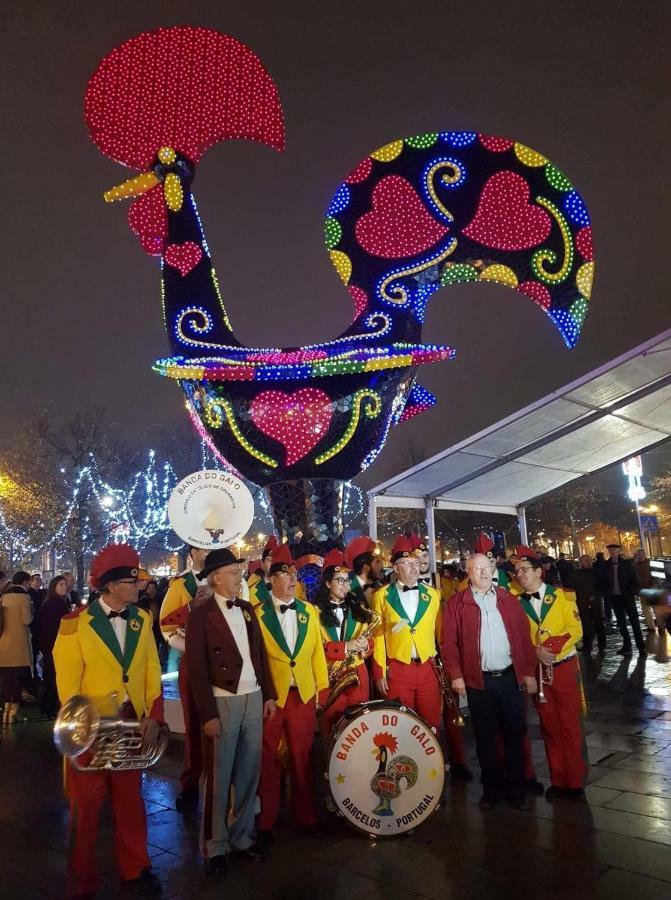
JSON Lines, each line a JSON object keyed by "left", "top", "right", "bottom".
{"left": 175, "top": 787, "right": 199, "bottom": 811}
{"left": 123, "top": 869, "right": 162, "bottom": 894}
{"left": 545, "top": 785, "right": 567, "bottom": 800}
{"left": 450, "top": 763, "right": 474, "bottom": 782}
{"left": 204, "top": 855, "right": 228, "bottom": 877}
{"left": 230, "top": 844, "right": 266, "bottom": 862}
{"left": 617, "top": 647, "right": 633, "bottom": 656}
{"left": 563, "top": 788, "right": 586, "bottom": 800}
{"left": 506, "top": 793, "right": 531, "bottom": 811}
{"left": 525, "top": 778, "right": 545, "bottom": 796}
{"left": 478, "top": 794, "right": 497, "bottom": 810}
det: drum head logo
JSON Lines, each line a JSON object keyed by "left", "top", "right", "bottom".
{"left": 167, "top": 470, "right": 255, "bottom": 550}
{"left": 327, "top": 706, "right": 444, "bottom": 836}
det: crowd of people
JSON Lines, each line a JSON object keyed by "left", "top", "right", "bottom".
{"left": 0, "top": 535, "right": 666, "bottom": 897}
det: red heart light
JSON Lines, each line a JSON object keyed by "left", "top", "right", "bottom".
{"left": 462, "top": 170, "right": 552, "bottom": 251}
{"left": 250, "top": 388, "right": 333, "bottom": 466}
{"left": 355, "top": 175, "right": 450, "bottom": 258}
{"left": 164, "top": 241, "right": 203, "bottom": 276}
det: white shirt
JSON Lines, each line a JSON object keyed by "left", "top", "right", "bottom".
{"left": 272, "top": 593, "right": 298, "bottom": 685}
{"left": 472, "top": 586, "right": 512, "bottom": 672}
{"left": 398, "top": 584, "right": 420, "bottom": 659}
{"left": 331, "top": 603, "right": 346, "bottom": 631}
{"left": 212, "top": 594, "right": 259, "bottom": 697}
{"left": 98, "top": 597, "right": 127, "bottom": 656}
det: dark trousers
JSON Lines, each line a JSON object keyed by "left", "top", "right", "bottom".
{"left": 611, "top": 595, "right": 645, "bottom": 650}
{"left": 40, "top": 651, "right": 59, "bottom": 717}
{"left": 603, "top": 596, "right": 613, "bottom": 623}
{"left": 466, "top": 668, "right": 526, "bottom": 798}
{"left": 577, "top": 598, "right": 606, "bottom": 651}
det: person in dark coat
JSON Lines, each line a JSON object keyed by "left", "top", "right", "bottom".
{"left": 600, "top": 544, "right": 644, "bottom": 655}
{"left": 36, "top": 576, "right": 70, "bottom": 717}
{"left": 572, "top": 556, "right": 606, "bottom": 655}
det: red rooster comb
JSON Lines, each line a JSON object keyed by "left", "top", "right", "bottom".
{"left": 89, "top": 543, "right": 140, "bottom": 590}
{"left": 262, "top": 535, "right": 280, "bottom": 559}
{"left": 373, "top": 731, "right": 399, "bottom": 753}
{"left": 269, "top": 543, "right": 294, "bottom": 575}
{"left": 323, "top": 549, "right": 347, "bottom": 571}
{"left": 85, "top": 26, "right": 285, "bottom": 171}
{"left": 474, "top": 532, "right": 495, "bottom": 556}
{"left": 344, "top": 536, "right": 376, "bottom": 569}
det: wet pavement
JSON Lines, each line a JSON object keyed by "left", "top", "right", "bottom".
{"left": 1, "top": 627, "right": 669, "bottom": 899}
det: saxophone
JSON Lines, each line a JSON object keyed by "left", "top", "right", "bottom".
{"left": 318, "top": 610, "right": 381, "bottom": 716}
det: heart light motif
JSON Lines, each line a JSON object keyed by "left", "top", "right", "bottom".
{"left": 250, "top": 388, "right": 333, "bottom": 465}
{"left": 462, "top": 170, "right": 552, "bottom": 251}
{"left": 164, "top": 241, "right": 203, "bottom": 276}
{"left": 355, "top": 175, "right": 450, "bottom": 258}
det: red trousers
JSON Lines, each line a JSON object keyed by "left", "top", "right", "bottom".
{"left": 387, "top": 659, "right": 441, "bottom": 730}
{"left": 179, "top": 655, "right": 203, "bottom": 792}
{"left": 535, "top": 656, "right": 588, "bottom": 789}
{"left": 258, "top": 690, "right": 317, "bottom": 830}
{"left": 319, "top": 663, "right": 370, "bottom": 740}
{"left": 67, "top": 764, "right": 150, "bottom": 895}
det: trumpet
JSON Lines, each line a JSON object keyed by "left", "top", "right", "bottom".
{"left": 536, "top": 627, "right": 554, "bottom": 704}
{"left": 54, "top": 694, "right": 170, "bottom": 770}
{"left": 433, "top": 652, "right": 465, "bottom": 726}
{"left": 318, "top": 610, "right": 381, "bottom": 716}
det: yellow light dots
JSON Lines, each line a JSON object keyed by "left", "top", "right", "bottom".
{"left": 514, "top": 143, "right": 547, "bottom": 167}
{"left": 158, "top": 146, "right": 176, "bottom": 164}
{"left": 576, "top": 261, "right": 594, "bottom": 299}
{"left": 531, "top": 196, "right": 574, "bottom": 285}
{"left": 479, "top": 264, "right": 519, "bottom": 288}
{"left": 329, "top": 250, "right": 352, "bottom": 285}
{"left": 365, "top": 354, "right": 412, "bottom": 371}
{"left": 315, "top": 390, "right": 381, "bottom": 464}
{"left": 163, "top": 173, "right": 184, "bottom": 211}
{"left": 371, "top": 140, "right": 403, "bottom": 162}
{"left": 218, "top": 397, "right": 279, "bottom": 468}
{"left": 103, "top": 171, "right": 158, "bottom": 202}
{"left": 379, "top": 238, "right": 457, "bottom": 304}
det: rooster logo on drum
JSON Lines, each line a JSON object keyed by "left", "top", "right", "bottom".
{"left": 370, "top": 732, "right": 418, "bottom": 816}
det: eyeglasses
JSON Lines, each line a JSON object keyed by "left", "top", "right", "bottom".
{"left": 515, "top": 567, "right": 536, "bottom": 574}
{"left": 116, "top": 579, "right": 138, "bottom": 586}
{"left": 331, "top": 577, "right": 349, "bottom": 585}
{"left": 470, "top": 566, "right": 492, "bottom": 574}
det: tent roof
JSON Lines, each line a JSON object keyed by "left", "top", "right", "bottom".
{"left": 369, "top": 330, "right": 671, "bottom": 515}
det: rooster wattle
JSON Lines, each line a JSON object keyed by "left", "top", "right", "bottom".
{"left": 85, "top": 27, "right": 593, "bottom": 565}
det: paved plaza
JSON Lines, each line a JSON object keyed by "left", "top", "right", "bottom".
{"left": 1, "top": 629, "right": 669, "bottom": 899}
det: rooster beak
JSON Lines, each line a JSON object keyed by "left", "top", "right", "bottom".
{"left": 104, "top": 172, "right": 159, "bottom": 203}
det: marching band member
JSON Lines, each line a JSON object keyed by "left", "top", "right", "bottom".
{"left": 53, "top": 544, "right": 164, "bottom": 897}
{"left": 314, "top": 549, "right": 374, "bottom": 738}
{"left": 159, "top": 546, "right": 210, "bottom": 810}
{"left": 255, "top": 544, "right": 329, "bottom": 843}
{"left": 371, "top": 536, "right": 442, "bottom": 731}
{"left": 185, "top": 547, "right": 277, "bottom": 877}
{"left": 249, "top": 536, "right": 307, "bottom": 607}
{"left": 344, "top": 535, "right": 384, "bottom": 606}
{"left": 441, "top": 553, "right": 537, "bottom": 810}
{"left": 514, "top": 546, "right": 588, "bottom": 799}
{"left": 410, "top": 534, "right": 473, "bottom": 781}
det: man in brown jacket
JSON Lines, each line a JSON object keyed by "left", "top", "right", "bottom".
{"left": 186, "top": 548, "right": 277, "bottom": 877}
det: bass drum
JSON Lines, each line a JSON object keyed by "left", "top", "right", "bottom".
{"left": 325, "top": 700, "right": 445, "bottom": 837}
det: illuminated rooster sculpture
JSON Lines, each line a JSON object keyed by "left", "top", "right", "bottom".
{"left": 86, "top": 27, "right": 593, "bottom": 560}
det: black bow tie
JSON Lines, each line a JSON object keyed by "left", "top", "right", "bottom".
{"left": 279, "top": 602, "right": 297, "bottom": 613}
{"left": 225, "top": 600, "right": 239, "bottom": 610}
{"left": 525, "top": 591, "right": 541, "bottom": 600}
{"left": 107, "top": 609, "right": 129, "bottom": 620}
{"left": 400, "top": 584, "right": 417, "bottom": 593}
{"left": 419, "top": 576, "right": 431, "bottom": 584}
{"left": 329, "top": 602, "right": 345, "bottom": 610}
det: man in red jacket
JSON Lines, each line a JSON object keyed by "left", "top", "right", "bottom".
{"left": 440, "top": 553, "right": 537, "bottom": 810}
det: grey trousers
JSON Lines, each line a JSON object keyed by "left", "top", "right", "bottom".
{"left": 201, "top": 690, "right": 263, "bottom": 858}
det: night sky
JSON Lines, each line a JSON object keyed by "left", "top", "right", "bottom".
{"left": 2, "top": 1, "right": 669, "bottom": 491}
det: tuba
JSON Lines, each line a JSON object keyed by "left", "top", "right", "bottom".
{"left": 54, "top": 694, "right": 170, "bottom": 770}
{"left": 318, "top": 610, "right": 381, "bottom": 716}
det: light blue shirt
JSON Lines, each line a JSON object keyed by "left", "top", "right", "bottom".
{"left": 472, "top": 587, "right": 512, "bottom": 672}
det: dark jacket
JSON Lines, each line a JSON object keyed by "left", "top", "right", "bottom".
{"left": 571, "top": 568, "right": 601, "bottom": 606}
{"left": 440, "top": 587, "right": 536, "bottom": 690}
{"left": 186, "top": 595, "right": 276, "bottom": 723}
{"left": 36, "top": 595, "right": 70, "bottom": 654}
{"left": 600, "top": 557, "right": 639, "bottom": 600}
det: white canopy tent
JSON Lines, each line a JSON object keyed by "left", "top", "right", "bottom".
{"left": 367, "top": 329, "right": 671, "bottom": 568}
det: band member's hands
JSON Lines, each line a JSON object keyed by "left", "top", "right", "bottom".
{"left": 263, "top": 700, "right": 277, "bottom": 720}
{"left": 523, "top": 676, "right": 538, "bottom": 695}
{"left": 536, "top": 646, "right": 556, "bottom": 666}
{"left": 346, "top": 637, "right": 369, "bottom": 654}
{"left": 192, "top": 586, "right": 211, "bottom": 608}
{"left": 451, "top": 677, "right": 466, "bottom": 698}
{"left": 141, "top": 717, "right": 160, "bottom": 748}
{"left": 203, "top": 717, "right": 221, "bottom": 738}
{"left": 375, "top": 677, "right": 388, "bottom": 697}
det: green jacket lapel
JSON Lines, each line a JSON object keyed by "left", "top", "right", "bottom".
{"left": 260, "top": 601, "right": 292, "bottom": 658}
{"left": 123, "top": 606, "right": 143, "bottom": 674}
{"left": 344, "top": 609, "right": 357, "bottom": 641}
{"left": 413, "top": 583, "right": 432, "bottom": 627}
{"left": 540, "top": 586, "right": 556, "bottom": 623}
{"left": 385, "top": 583, "right": 408, "bottom": 622}
{"left": 519, "top": 593, "right": 540, "bottom": 625}
{"left": 183, "top": 571, "right": 198, "bottom": 599}
{"left": 255, "top": 579, "right": 271, "bottom": 604}
{"left": 88, "top": 600, "right": 123, "bottom": 666}
{"left": 293, "top": 600, "right": 309, "bottom": 659}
